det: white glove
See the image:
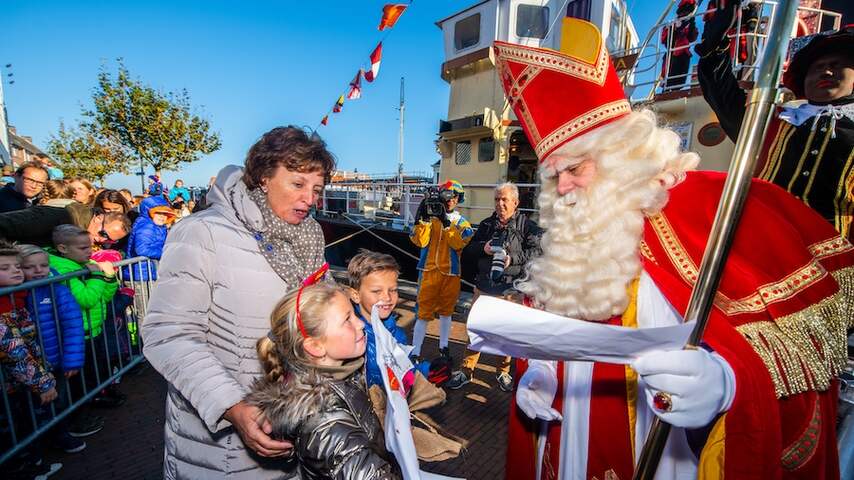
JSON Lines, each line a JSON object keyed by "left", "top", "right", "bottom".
{"left": 633, "top": 348, "right": 736, "bottom": 429}
{"left": 516, "top": 360, "right": 562, "bottom": 422}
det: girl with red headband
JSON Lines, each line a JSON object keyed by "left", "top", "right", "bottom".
{"left": 246, "top": 266, "right": 402, "bottom": 479}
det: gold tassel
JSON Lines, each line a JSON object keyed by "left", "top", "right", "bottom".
{"left": 736, "top": 266, "right": 854, "bottom": 398}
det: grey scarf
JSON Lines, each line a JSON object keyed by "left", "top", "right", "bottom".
{"left": 242, "top": 187, "right": 326, "bottom": 286}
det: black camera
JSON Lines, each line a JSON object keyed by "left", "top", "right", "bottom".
{"left": 489, "top": 230, "right": 508, "bottom": 282}
{"left": 423, "top": 187, "right": 456, "bottom": 218}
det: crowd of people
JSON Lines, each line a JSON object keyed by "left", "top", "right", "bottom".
{"left": 2, "top": 7, "right": 853, "bottom": 480}
{"left": 0, "top": 159, "right": 206, "bottom": 478}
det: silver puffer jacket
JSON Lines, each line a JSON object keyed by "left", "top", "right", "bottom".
{"left": 247, "top": 364, "right": 401, "bottom": 480}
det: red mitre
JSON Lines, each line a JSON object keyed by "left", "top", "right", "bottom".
{"left": 492, "top": 18, "right": 631, "bottom": 163}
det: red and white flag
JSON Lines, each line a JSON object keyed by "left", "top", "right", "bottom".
{"left": 378, "top": 4, "right": 407, "bottom": 30}
{"left": 363, "top": 42, "right": 383, "bottom": 83}
{"left": 347, "top": 70, "right": 363, "bottom": 100}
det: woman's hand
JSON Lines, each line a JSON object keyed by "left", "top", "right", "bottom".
{"left": 225, "top": 401, "right": 293, "bottom": 457}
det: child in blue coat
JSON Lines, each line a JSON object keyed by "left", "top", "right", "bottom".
{"left": 347, "top": 250, "right": 409, "bottom": 388}
{"left": 19, "top": 244, "right": 87, "bottom": 453}
{"left": 124, "top": 196, "right": 176, "bottom": 281}
{"left": 19, "top": 245, "right": 85, "bottom": 375}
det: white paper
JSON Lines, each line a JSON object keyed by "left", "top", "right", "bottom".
{"left": 467, "top": 296, "right": 693, "bottom": 364}
{"left": 371, "top": 305, "right": 464, "bottom": 480}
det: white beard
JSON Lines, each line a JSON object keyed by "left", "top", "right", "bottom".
{"left": 515, "top": 110, "right": 698, "bottom": 321}
{"left": 516, "top": 177, "right": 647, "bottom": 321}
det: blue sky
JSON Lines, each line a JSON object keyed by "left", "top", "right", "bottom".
{"left": 2, "top": 0, "right": 665, "bottom": 193}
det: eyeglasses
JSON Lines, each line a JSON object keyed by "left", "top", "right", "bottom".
{"left": 21, "top": 176, "right": 46, "bottom": 187}
{"left": 97, "top": 218, "right": 118, "bottom": 247}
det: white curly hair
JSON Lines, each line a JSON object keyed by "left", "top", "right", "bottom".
{"left": 515, "top": 110, "right": 699, "bottom": 321}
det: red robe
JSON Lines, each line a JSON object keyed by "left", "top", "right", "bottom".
{"left": 506, "top": 171, "right": 853, "bottom": 479}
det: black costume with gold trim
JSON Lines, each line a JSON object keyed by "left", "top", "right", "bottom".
{"left": 698, "top": 46, "right": 854, "bottom": 241}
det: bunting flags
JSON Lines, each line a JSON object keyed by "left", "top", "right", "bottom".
{"left": 363, "top": 42, "right": 383, "bottom": 83}
{"left": 347, "top": 70, "right": 363, "bottom": 100}
{"left": 318, "top": 3, "right": 409, "bottom": 127}
{"left": 378, "top": 4, "right": 407, "bottom": 31}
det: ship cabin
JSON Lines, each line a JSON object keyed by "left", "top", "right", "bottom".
{"left": 435, "top": 0, "right": 637, "bottom": 223}
{"left": 434, "top": 0, "right": 848, "bottom": 224}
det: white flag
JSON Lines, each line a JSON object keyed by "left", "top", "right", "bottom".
{"left": 370, "top": 305, "right": 463, "bottom": 480}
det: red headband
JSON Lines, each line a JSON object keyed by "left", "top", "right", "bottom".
{"left": 295, "top": 263, "right": 330, "bottom": 339}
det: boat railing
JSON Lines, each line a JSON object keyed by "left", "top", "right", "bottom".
{"left": 615, "top": 0, "right": 842, "bottom": 101}
{"left": 318, "top": 181, "right": 541, "bottom": 228}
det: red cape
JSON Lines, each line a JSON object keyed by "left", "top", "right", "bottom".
{"left": 506, "top": 171, "right": 852, "bottom": 479}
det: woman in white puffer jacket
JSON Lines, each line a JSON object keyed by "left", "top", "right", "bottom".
{"left": 142, "top": 126, "right": 335, "bottom": 479}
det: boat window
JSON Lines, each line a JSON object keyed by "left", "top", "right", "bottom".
{"left": 606, "top": 3, "right": 624, "bottom": 53}
{"left": 516, "top": 5, "right": 549, "bottom": 39}
{"left": 454, "top": 13, "right": 481, "bottom": 51}
{"left": 455, "top": 141, "right": 472, "bottom": 165}
{"left": 566, "top": 0, "right": 591, "bottom": 21}
{"left": 478, "top": 137, "right": 495, "bottom": 162}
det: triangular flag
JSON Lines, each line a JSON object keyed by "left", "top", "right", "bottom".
{"left": 333, "top": 95, "right": 344, "bottom": 113}
{"left": 378, "top": 4, "right": 407, "bottom": 31}
{"left": 363, "top": 42, "right": 383, "bottom": 83}
{"left": 347, "top": 70, "right": 362, "bottom": 100}
{"left": 321, "top": 115, "right": 329, "bottom": 126}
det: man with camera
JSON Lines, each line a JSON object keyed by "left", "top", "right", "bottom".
{"left": 409, "top": 180, "right": 474, "bottom": 362}
{"left": 446, "top": 182, "right": 542, "bottom": 391}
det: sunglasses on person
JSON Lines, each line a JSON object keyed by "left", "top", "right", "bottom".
{"left": 97, "top": 218, "right": 118, "bottom": 247}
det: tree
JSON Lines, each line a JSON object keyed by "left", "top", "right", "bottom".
{"left": 83, "top": 60, "right": 221, "bottom": 180}
{"left": 46, "top": 122, "right": 130, "bottom": 186}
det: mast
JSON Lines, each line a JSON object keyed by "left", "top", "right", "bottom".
{"left": 397, "top": 76, "right": 405, "bottom": 188}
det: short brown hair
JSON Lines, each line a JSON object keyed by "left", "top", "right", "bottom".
{"left": 43, "top": 180, "right": 76, "bottom": 201}
{"left": 52, "top": 224, "right": 89, "bottom": 248}
{"left": 15, "top": 161, "right": 49, "bottom": 178}
{"left": 243, "top": 126, "right": 337, "bottom": 189}
{"left": 101, "top": 211, "right": 132, "bottom": 234}
{"left": 347, "top": 249, "right": 399, "bottom": 290}
{"left": 0, "top": 240, "right": 20, "bottom": 259}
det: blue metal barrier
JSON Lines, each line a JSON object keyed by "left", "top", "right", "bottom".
{"left": 0, "top": 256, "right": 156, "bottom": 466}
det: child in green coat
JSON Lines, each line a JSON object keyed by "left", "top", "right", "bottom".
{"left": 49, "top": 225, "right": 125, "bottom": 408}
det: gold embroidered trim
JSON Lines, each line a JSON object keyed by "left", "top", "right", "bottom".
{"left": 716, "top": 262, "right": 828, "bottom": 316}
{"left": 535, "top": 100, "right": 631, "bottom": 159}
{"left": 592, "top": 469, "right": 621, "bottom": 480}
{"left": 649, "top": 213, "right": 833, "bottom": 315}
{"left": 736, "top": 266, "right": 854, "bottom": 397}
{"left": 493, "top": 42, "right": 609, "bottom": 86}
{"left": 781, "top": 396, "right": 821, "bottom": 471}
{"left": 808, "top": 235, "right": 854, "bottom": 260}
{"left": 638, "top": 240, "right": 656, "bottom": 264}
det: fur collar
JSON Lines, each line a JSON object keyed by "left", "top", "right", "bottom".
{"left": 246, "top": 358, "right": 365, "bottom": 439}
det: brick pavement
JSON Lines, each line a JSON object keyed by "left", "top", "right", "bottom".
{"left": 45, "top": 305, "right": 512, "bottom": 480}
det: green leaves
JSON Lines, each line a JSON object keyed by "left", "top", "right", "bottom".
{"left": 51, "top": 60, "right": 221, "bottom": 183}
{"left": 47, "top": 122, "right": 130, "bottom": 185}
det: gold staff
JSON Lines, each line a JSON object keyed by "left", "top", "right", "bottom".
{"left": 632, "top": 1, "right": 802, "bottom": 478}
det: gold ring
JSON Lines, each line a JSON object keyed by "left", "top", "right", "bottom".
{"left": 653, "top": 391, "right": 673, "bottom": 412}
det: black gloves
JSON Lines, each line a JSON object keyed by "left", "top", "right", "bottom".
{"left": 440, "top": 211, "right": 451, "bottom": 228}
{"left": 416, "top": 199, "right": 430, "bottom": 223}
{"left": 695, "top": 0, "right": 738, "bottom": 58}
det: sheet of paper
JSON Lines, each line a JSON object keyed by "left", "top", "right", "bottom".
{"left": 467, "top": 296, "right": 693, "bottom": 364}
